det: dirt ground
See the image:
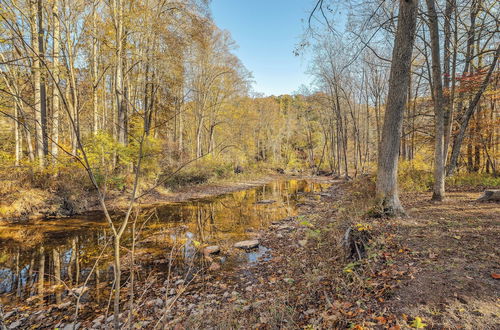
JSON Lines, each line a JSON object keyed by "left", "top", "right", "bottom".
{"left": 388, "top": 192, "right": 500, "bottom": 329}
{"left": 2, "top": 179, "right": 499, "bottom": 329}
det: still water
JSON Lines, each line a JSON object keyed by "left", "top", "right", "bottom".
{"left": 0, "top": 179, "right": 330, "bottom": 306}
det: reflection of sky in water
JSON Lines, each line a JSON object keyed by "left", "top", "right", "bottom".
{"left": 0, "top": 179, "right": 330, "bottom": 305}
{"left": 0, "top": 269, "right": 12, "bottom": 293}
{"left": 246, "top": 245, "right": 270, "bottom": 263}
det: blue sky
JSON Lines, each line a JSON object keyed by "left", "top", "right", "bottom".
{"left": 211, "top": 0, "right": 314, "bottom": 96}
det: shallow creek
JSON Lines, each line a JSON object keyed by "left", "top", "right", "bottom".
{"left": 0, "top": 179, "right": 331, "bottom": 307}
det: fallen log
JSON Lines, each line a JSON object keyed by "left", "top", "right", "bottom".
{"left": 477, "top": 190, "right": 500, "bottom": 202}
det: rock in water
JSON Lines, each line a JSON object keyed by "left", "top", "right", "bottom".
{"left": 203, "top": 245, "right": 220, "bottom": 256}
{"left": 234, "top": 240, "right": 259, "bottom": 249}
{"left": 477, "top": 190, "right": 500, "bottom": 202}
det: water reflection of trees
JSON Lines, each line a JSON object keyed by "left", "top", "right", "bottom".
{"left": 0, "top": 229, "right": 113, "bottom": 305}
{"left": 0, "top": 179, "right": 330, "bottom": 307}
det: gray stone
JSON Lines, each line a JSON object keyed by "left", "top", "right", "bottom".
{"left": 234, "top": 240, "right": 259, "bottom": 249}
{"left": 154, "top": 298, "right": 164, "bottom": 307}
{"left": 92, "top": 315, "right": 104, "bottom": 324}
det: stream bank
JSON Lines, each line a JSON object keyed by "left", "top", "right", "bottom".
{"left": 1, "top": 177, "right": 498, "bottom": 329}
{"left": 1, "top": 173, "right": 328, "bottom": 222}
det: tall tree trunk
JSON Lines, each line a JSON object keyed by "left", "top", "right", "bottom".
{"left": 426, "top": 0, "right": 446, "bottom": 201}
{"left": 30, "top": 0, "right": 45, "bottom": 168}
{"left": 196, "top": 114, "right": 203, "bottom": 158}
{"left": 92, "top": 0, "right": 99, "bottom": 134}
{"left": 376, "top": 0, "right": 419, "bottom": 216}
{"left": 178, "top": 94, "right": 183, "bottom": 153}
{"left": 37, "top": 0, "right": 48, "bottom": 158}
{"left": 113, "top": 237, "right": 121, "bottom": 330}
{"left": 447, "top": 0, "right": 478, "bottom": 171}
{"left": 51, "top": 0, "right": 60, "bottom": 162}
{"left": 443, "top": 0, "right": 455, "bottom": 163}
{"left": 14, "top": 102, "right": 21, "bottom": 166}
{"left": 114, "top": 0, "right": 126, "bottom": 145}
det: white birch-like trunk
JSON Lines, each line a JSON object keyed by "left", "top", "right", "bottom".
{"left": 51, "top": 0, "right": 60, "bottom": 162}
{"left": 30, "top": 0, "right": 45, "bottom": 168}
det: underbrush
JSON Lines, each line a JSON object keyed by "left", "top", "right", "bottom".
{"left": 0, "top": 164, "right": 95, "bottom": 219}
{"left": 446, "top": 172, "right": 500, "bottom": 191}
{"left": 398, "top": 157, "right": 498, "bottom": 193}
{"left": 398, "top": 158, "right": 433, "bottom": 192}
{"left": 162, "top": 158, "right": 232, "bottom": 188}
{"left": 161, "top": 158, "right": 271, "bottom": 189}
{"left": 275, "top": 176, "right": 385, "bottom": 327}
{"left": 292, "top": 176, "right": 407, "bottom": 328}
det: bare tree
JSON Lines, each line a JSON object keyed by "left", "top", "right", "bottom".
{"left": 425, "top": 0, "right": 446, "bottom": 201}
{"left": 376, "top": 0, "right": 419, "bottom": 216}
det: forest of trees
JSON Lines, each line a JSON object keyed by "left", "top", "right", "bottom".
{"left": 306, "top": 0, "right": 499, "bottom": 212}
{"left": 0, "top": 0, "right": 497, "bottom": 189}
{"left": 0, "top": 0, "right": 499, "bottom": 328}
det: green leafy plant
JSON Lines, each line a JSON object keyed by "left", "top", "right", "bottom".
{"left": 299, "top": 219, "right": 314, "bottom": 227}
{"left": 410, "top": 317, "right": 427, "bottom": 328}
